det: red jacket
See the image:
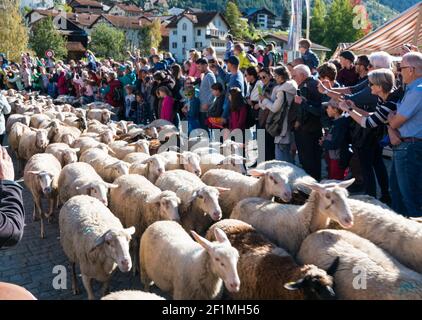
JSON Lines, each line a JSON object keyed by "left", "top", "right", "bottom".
{"left": 105, "top": 79, "right": 122, "bottom": 107}
{"left": 229, "top": 105, "right": 247, "bottom": 130}
{"left": 57, "top": 72, "right": 68, "bottom": 95}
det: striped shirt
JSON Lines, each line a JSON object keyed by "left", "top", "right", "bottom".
{"left": 361, "top": 98, "right": 397, "bottom": 128}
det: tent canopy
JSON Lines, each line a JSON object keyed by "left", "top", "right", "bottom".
{"left": 346, "top": 2, "right": 422, "bottom": 55}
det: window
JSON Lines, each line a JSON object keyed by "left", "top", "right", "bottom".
{"left": 195, "top": 42, "right": 203, "bottom": 48}
{"left": 197, "top": 29, "right": 201, "bottom": 36}
{"left": 182, "top": 36, "right": 187, "bottom": 43}
{"left": 182, "top": 23, "right": 187, "bottom": 31}
{"left": 172, "top": 42, "right": 177, "bottom": 49}
{"left": 173, "top": 30, "right": 177, "bottom": 35}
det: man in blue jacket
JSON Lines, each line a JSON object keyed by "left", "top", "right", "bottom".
{"left": 0, "top": 146, "right": 25, "bottom": 250}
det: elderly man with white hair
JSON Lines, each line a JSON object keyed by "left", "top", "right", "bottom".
{"left": 387, "top": 52, "right": 422, "bottom": 217}
{"left": 291, "top": 64, "right": 324, "bottom": 180}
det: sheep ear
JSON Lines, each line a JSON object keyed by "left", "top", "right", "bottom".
{"left": 327, "top": 257, "right": 340, "bottom": 276}
{"left": 104, "top": 161, "right": 120, "bottom": 169}
{"left": 106, "top": 183, "right": 119, "bottom": 189}
{"left": 284, "top": 279, "right": 304, "bottom": 291}
{"left": 90, "top": 232, "right": 108, "bottom": 252}
{"left": 72, "top": 148, "right": 80, "bottom": 153}
{"left": 191, "top": 230, "right": 213, "bottom": 251}
{"left": 298, "top": 181, "right": 327, "bottom": 194}
{"left": 215, "top": 187, "right": 230, "bottom": 194}
{"left": 248, "top": 169, "right": 267, "bottom": 177}
{"left": 214, "top": 228, "right": 230, "bottom": 244}
{"left": 125, "top": 226, "right": 135, "bottom": 236}
{"left": 336, "top": 178, "right": 355, "bottom": 189}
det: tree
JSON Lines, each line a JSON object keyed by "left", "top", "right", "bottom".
{"left": 310, "top": 0, "right": 327, "bottom": 45}
{"left": 138, "top": 19, "right": 163, "bottom": 55}
{"left": 0, "top": 0, "right": 28, "bottom": 62}
{"left": 225, "top": 0, "right": 250, "bottom": 39}
{"left": 89, "top": 23, "right": 126, "bottom": 60}
{"left": 29, "top": 17, "right": 67, "bottom": 60}
{"left": 324, "top": 0, "right": 364, "bottom": 50}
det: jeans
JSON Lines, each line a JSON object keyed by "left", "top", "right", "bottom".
{"left": 390, "top": 141, "right": 422, "bottom": 217}
{"left": 275, "top": 143, "right": 293, "bottom": 163}
{"left": 356, "top": 144, "right": 389, "bottom": 199}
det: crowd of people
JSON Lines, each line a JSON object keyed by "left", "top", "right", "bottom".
{"left": 0, "top": 38, "right": 421, "bottom": 218}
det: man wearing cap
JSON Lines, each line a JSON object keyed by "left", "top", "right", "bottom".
{"left": 214, "top": 56, "right": 246, "bottom": 124}
{"left": 197, "top": 58, "right": 216, "bottom": 129}
{"left": 337, "top": 50, "right": 359, "bottom": 87}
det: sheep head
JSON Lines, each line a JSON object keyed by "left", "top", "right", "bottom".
{"left": 27, "top": 170, "right": 55, "bottom": 195}
{"left": 191, "top": 228, "right": 240, "bottom": 293}
{"left": 179, "top": 152, "right": 201, "bottom": 176}
{"left": 249, "top": 169, "right": 292, "bottom": 202}
{"left": 298, "top": 179, "right": 355, "bottom": 230}
{"left": 141, "top": 156, "right": 165, "bottom": 183}
{"left": 190, "top": 186, "right": 229, "bottom": 221}
{"left": 62, "top": 149, "right": 79, "bottom": 165}
{"left": 104, "top": 161, "right": 129, "bottom": 178}
{"left": 146, "top": 190, "right": 181, "bottom": 222}
{"left": 284, "top": 257, "right": 339, "bottom": 300}
{"left": 90, "top": 227, "right": 135, "bottom": 273}
{"left": 35, "top": 129, "right": 49, "bottom": 150}
{"left": 76, "top": 182, "right": 118, "bottom": 206}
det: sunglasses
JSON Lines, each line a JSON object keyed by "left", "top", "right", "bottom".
{"left": 397, "top": 65, "right": 413, "bottom": 72}
{"left": 260, "top": 75, "right": 268, "bottom": 79}
{"left": 368, "top": 82, "right": 374, "bottom": 87}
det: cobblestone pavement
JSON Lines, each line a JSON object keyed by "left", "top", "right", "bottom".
{"left": 0, "top": 142, "right": 164, "bottom": 300}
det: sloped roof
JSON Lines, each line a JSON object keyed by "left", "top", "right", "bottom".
{"left": 346, "top": 2, "right": 422, "bottom": 55}
{"left": 166, "top": 11, "right": 228, "bottom": 29}
{"left": 95, "top": 14, "right": 153, "bottom": 29}
{"left": 26, "top": 9, "right": 100, "bottom": 28}
{"left": 112, "top": 3, "right": 143, "bottom": 14}
{"left": 244, "top": 7, "right": 275, "bottom": 17}
{"left": 69, "top": 0, "right": 103, "bottom": 8}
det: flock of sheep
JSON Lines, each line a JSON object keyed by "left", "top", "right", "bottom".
{"left": 4, "top": 89, "right": 422, "bottom": 300}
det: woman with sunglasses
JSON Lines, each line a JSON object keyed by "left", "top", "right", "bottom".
{"left": 257, "top": 68, "right": 277, "bottom": 161}
{"left": 338, "top": 68, "right": 397, "bottom": 205}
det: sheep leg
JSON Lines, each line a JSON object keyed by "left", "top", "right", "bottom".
{"left": 81, "top": 274, "right": 95, "bottom": 300}
{"left": 33, "top": 194, "right": 43, "bottom": 222}
{"left": 40, "top": 214, "right": 45, "bottom": 239}
{"left": 131, "top": 239, "right": 139, "bottom": 276}
{"left": 71, "top": 263, "right": 80, "bottom": 295}
{"left": 140, "top": 263, "right": 151, "bottom": 292}
{"left": 100, "top": 281, "right": 110, "bottom": 298}
{"left": 46, "top": 196, "right": 56, "bottom": 223}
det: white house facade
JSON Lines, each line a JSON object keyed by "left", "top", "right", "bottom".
{"left": 167, "top": 12, "right": 229, "bottom": 62}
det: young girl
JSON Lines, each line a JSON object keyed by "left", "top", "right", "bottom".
{"left": 158, "top": 86, "right": 174, "bottom": 123}
{"left": 320, "top": 99, "right": 350, "bottom": 180}
{"left": 124, "top": 85, "right": 136, "bottom": 120}
{"left": 182, "top": 85, "right": 201, "bottom": 134}
{"left": 228, "top": 87, "right": 248, "bottom": 131}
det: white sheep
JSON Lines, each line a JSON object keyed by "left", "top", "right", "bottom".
{"left": 256, "top": 160, "right": 317, "bottom": 196}
{"left": 72, "top": 136, "right": 115, "bottom": 156}
{"left": 87, "top": 109, "right": 113, "bottom": 124}
{"left": 18, "top": 128, "right": 49, "bottom": 161}
{"left": 155, "top": 170, "right": 228, "bottom": 235}
{"left": 140, "top": 220, "right": 240, "bottom": 299}
{"left": 123, "top": 152, "right": 151, "bottom": 164}
{"left": 201, "top": 168, "right": 293, "bottom": 218}
{"left": 230, "top": 179, "right": 355, "bottom": 255}
{"left": 199, "top": 153, "right": 246, "bottom": 175}
{"left": 80, "top": 148, "right": 129, "bottom": 183}
{"left": 29, "top": 114, "right": 51, "bottom": 129}
{"left": 24, "top": 153, "right": 62, "bottom": 238}
{"left": 58, "top": 162, "right": 118, "bottom": 206}
{"left": 59, "top": 195, "right": 135, "bottom": 300}
{"left": 128, "top": 154, "right": 166, "bottom": 184}
{"left": 101, "top": 290, "right": 165, "bottom": 300}
{"left": 157, "top": 151, "right": 202, "bottom": 176}
{"left": 110, "top": 174, "right": 181, "bottom": 273}
{"left": 8, "top": 122, "right": 31, "bottom": 160}
{"left": 332, "top": 197, "right": 422, "bottom": 274}
{"left": 46, "top": 120, "right": 81, "bottom": 144}
{"left": 297, "top": 229, "right": 422, "bottom": 299}
{"left": 45, "top": 143, "right": 79, "bottom": 167}
{"left": 6, "top": 114, "right": 30, "bottom": 133}
{"left": 108, "top": 140, "right": 150, "bottom": 160}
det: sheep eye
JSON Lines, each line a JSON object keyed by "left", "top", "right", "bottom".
{"left": 198, "top": 195, "right": 204, "bottom": 199}
{"left": 325, "top": 194, "right": 331, "bottom": 199}
{"left": 221, "top": 263, "right": 225, "bottom": 267}
{"left": 215, "top": 258, "right": 220, "bottom": 262}
{"left": 106, "top": 240, "right": 111, "bottom": 246}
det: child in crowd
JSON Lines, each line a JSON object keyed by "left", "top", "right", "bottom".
{"left": 320, "top": 99, "right": 350, "bottom": 180}
{"left": 157, "top": 86, "right": 174, "bottom": 123}
{"left": 182, "top": 85, "right": 201, "bottom": 134}
{"left": 124, "top": 85, "right": 135, "bottom": 120}
{"left": 206, "top": 82, "right": 225, "bottom": 129}
{"left": 133, "top": 92, "right": 154, "bottom": 125}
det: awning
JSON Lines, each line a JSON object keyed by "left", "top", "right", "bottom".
{"left": 346, "top": 2, "right": 422, "bottom": 55}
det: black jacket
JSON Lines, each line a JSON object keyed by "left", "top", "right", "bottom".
{"left": 294, "top": 77, "right": 323, "bottom": 134}
{"left": 0, "top": 180, "right": 25, "bottom": 250}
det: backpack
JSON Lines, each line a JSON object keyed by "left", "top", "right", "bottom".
{"left": 272, "top": 50, "right": 282, "bottom": 66}
{"left": 265, "top": 90, "right": 289, "bottom": 137}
